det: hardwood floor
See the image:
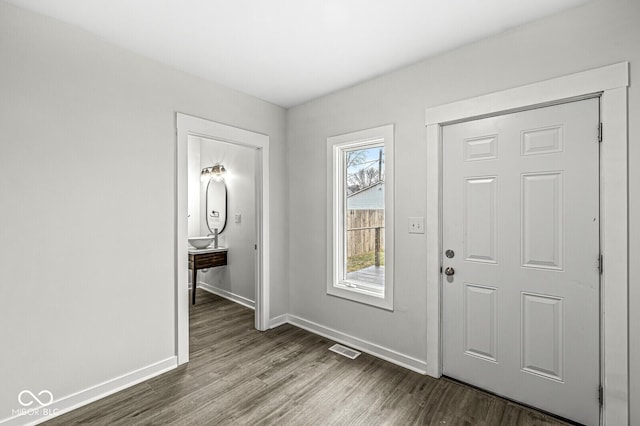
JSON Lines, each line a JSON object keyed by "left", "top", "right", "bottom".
{"left": 45, "top": 290, "right": 570, "bottom": 425}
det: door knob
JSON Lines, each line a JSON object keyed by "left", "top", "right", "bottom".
{"left": 444, "top": 267, "right": 455, "bottom": 276}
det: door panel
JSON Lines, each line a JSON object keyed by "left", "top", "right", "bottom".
{"left": 464, "top": 176, "right": 498, "bottom": 263}
{"left": 442, "top": 98, "right": 600, "bottom": 426}
{"left": 521, "top": 292, "right": 564, "bottom": 381}
{"left": 463, "top": 283, "right": 498, "bottom": 362}
{"left": 521, "top": 172, "right": 563, "bottom": 270}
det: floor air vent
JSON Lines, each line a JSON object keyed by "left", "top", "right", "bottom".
{"left": 329, "top": 344, "right": 361, "bottom": 359}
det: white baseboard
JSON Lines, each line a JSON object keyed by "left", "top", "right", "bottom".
{"left": 198, "top": 282, "right": 255, "bottom": 310}
{"left": 268, "top": 314, "right": 289, "bottom": 329}
{"left": 0, "top": 357, "right": 177, "bottom": 426}
{"left": 264, "top": 313, "right": 428, "bottom": 374}
{"left": 287, "top": 314, "right": 427, "bottom": 374}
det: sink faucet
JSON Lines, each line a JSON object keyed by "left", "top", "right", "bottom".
{"left": 208, "top": 228, "right": 219, "bottom": 248}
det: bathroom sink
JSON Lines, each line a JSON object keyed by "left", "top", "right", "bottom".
{"left": 188, "top": 236, "right": 215, "bottom": 249}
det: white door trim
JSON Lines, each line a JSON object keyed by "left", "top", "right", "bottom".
{"left": 175, "top": 113, "right": 270, "bottom": 364}
{"left": 425, "top": 62, "right": 629, "bottom": 425}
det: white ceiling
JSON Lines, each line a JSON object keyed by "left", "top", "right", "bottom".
{"left": 7, "top": 0, "right": 588, "bottom": 108}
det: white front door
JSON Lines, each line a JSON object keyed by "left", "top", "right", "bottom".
{"left": 442, "top": 98, "right": 600, "bottom": 425}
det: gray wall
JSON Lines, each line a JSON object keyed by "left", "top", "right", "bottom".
{"left": 287, "top": 0, "right": 639, "bottom": 420}
{"left": 0, "top": 1, "right": 288, "bottom": 420}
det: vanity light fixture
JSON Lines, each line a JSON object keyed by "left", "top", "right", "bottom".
{"left": 201, "top": 164, "right": 226, "bottom": 181}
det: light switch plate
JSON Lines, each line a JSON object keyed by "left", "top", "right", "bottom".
{"left": 235, "top": 213, "right": 241, "bottom": 223}
{"left": 408, "top": 217, "right": 425, "bottom": 234}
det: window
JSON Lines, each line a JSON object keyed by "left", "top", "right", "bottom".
{"left": 327, "top": 124, "right": 394, "bottom": 310}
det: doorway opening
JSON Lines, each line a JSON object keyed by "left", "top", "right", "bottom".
{"left": 176, "top": 113, "right": 270, "bottom": 365}
{"left": 188, "top": 136, "right": 257, "bottom": 310}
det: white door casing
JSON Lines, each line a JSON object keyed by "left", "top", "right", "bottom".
{"left": 176, "top": 113, "right": 270, "bottom": 365}
{"left": 442, "top": 99, "right": 600, "bottom": 425}
{"left": 425, "top": 62, "right": 629, "bottom": 425}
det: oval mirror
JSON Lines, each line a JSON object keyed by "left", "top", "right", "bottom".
{"left": 205, "top": 179, "right": 227, "bottom": 234}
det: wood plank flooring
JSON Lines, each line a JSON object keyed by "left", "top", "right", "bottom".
{"left": 45, "top": 290, "right": 570, "bottom": 425}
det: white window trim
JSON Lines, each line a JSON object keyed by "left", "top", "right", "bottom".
{"left": 327, "top": 124, "right": 395, "bottom": 310}
{"left": 425, "top": 62, "right": 628, "bottom": 425}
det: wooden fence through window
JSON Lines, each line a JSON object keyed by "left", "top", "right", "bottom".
{"left": 347, "top": 209, "right": 385, "bottom": 263}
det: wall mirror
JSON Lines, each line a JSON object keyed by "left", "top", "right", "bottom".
{"left": 206, "top": 179, "right": 227, "bottom": 234}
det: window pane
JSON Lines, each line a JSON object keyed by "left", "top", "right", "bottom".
{"left": 344, "top": 145, "right": 385, "bottom": 290}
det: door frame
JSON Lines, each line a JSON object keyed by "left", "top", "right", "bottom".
{"left": 175, "top": 113, "right": 270, "bottom": 364}
{"left": 425, "top": 62, "right": 629, "bottom": 425}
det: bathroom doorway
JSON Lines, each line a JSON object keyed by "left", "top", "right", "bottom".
{"left": 176, "top": 113, "right": 270, "bottom": 365}
{"left": 187, "top": 136, "right": 257, "bottom": 309}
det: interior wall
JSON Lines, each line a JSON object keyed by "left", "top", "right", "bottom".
{"left": 0, "top": 1, "right": 288, "bottom": 421}
{"left": 286, "top": 0, "right": 639, "bottom": 420}
{"left": 198, "top": 138, "right": 256, "bottom": 303}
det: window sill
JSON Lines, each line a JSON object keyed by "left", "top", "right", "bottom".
{"left": 327, "top": 282, "right": 393, "bottom": 311}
